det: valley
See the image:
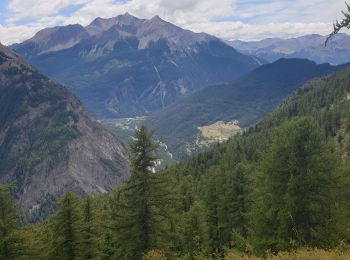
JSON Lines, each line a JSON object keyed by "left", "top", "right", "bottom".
{"left": 100, "top": 117, "right": 176, "bottom": 168}
{"left": 147, "top": 58, "right": 350, "bottom": 159}
{"left": 1, "top": 1, "right": 350, "bottom": 259}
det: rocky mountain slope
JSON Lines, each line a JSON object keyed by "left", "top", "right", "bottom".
{"left": 0, "top": 43, "right": 129, "bottom": 220}
{"left": 229, "top": 33, "right": 350, "bottom": 65}
{"left": 147, "top": 59, "right": 350, "bottom": 159}
{"left": 12, "top": 13, "right": 261, "bottom": 118}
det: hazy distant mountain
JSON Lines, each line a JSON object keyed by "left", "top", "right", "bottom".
{"left": 12, "top": 13, "right": 261, "bottom": 118}
{"left": 0, "top": 43, "right": 129, "bottom": 220}
{"left": 228, "top": 34, "right": 350, "bottom": 65}
{"left": 147, "top": 58, "right": 350, "bottom": 159}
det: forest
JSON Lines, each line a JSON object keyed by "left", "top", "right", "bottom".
{"left": 2, "top": 67, "right": 350, "bottom": 260}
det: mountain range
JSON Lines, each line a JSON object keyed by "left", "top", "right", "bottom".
{"left": 147, "top": 58, "right": 350, "bottom": 159}
{"left": 229, "top": 33, "right": 350, "bottom": 65}
{"left": 12, "top": 13, "right": 262, "bottom": 118}
{"left": 3, "top": 27, "right": 350, "bottom": 258}
{"left": 5, "top": 12, "right": 350, "bottom": 214}
{"left": 0, "top": 43, "right": 129, "bottom": 221}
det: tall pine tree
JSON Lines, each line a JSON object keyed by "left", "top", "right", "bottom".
{"left": 77, "top": 196, "right": 99, "bottom": 259}
{"left": 49, "top": 192, "right": 80, "bottom": 260}
{"left": 110, "top": 126, "right": 174, "bottom": 259}
{"left": 250, "top": 117, "right": 338, "bottom": 254}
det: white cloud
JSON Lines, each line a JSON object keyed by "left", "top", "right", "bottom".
{"left": 0, "top": 24, "right": 40, "bottom": 44}
{"left": 0, "top": 0, "right": 347, "bottom": 45}
{"left": 63, "top": 0, "right": 235, "bottom": 25}
{"left": 188, "top": 21, "right": 333, "bottom": 41}
{"left": 6, "top": 0, "right": 88, "bottom": 23}
{"left": 234, "top": 0, "right": 345, "bottom": 23}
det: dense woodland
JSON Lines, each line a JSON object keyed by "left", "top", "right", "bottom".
{"left": 3, "top": 67, "right": 350, "bottom": 259}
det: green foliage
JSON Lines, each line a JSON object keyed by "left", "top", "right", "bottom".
{"left": 143, "top": 249, "right": 167, "bottom": 260}
{"left": 147, "top": 59, "right": 349, "bottom": 159}
{"left": 5, "top": 67, "right": 350, "bottom": 259}
{"left": 160, "top": 68, "right": 350, "bottom": 257}
{"left": 176, "top": 200, "right": 209, "bottom": 258}
{"left": 0, "top": 184, "right": 32, "bottom": 259}
{"left": 326, "top": 2, "right": 350, "bottom": 45}
{"left": 49, "top": 192, "right": 81, "bottom": 260}
{"left": 202, "top": 162, "right": 251, "bottom": 253}
{"left": 250, "top": 118, "right": 339, "bottom": 254}
{"left": 109, "top": 126, "right": 175, "bottom": 259}
{"left": 129, "top": 126, "right": 160, "bottom": 173}
{"left": 0, "top": 184, "right": 19, "bottom": 259}
{"left": 77, "top": 196, "right": 100, "bottom": 259}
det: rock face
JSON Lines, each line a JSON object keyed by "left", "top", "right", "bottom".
{"left": 0, "top": 43, "right": 129, "bottom": 219}
{"left": 12, "top": 13, "right": 261, "bottom": 118}
{"left": 15, "top": 24, "right": 90, "bottom": 56}
{"left": 228, "top": 33, "right": 350, "bottom": 65}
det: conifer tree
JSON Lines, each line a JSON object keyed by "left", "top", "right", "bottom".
{"left": 326, "top": 2, "right": 350, "bottom": 45}
{"left": 179, "top": 200, "right": 209, "bottom": 258}
{"left": 203, "top": 162, "right": 250, "bottom": 254}
{"left": 250, "top": 117, "right": 338, "bottom": 254}
{"left": 78, "top": 196, "right": 99, "bottom": 259}
{"left": 0, "top": 184, "right": 20, "bottom": 259}
{"left": 111, "top": 126, "right": 174, "bottom": 259}
{"left": 49, "top": 192, "right": 80, "bottom": 260}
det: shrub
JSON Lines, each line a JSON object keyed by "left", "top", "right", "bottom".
{"left": 143, "top": 249, "right": 167, "bottom": 260}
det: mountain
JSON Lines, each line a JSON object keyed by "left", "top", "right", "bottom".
{"left": 228, "top": 33, "right": 350, "bottom": 65}
{"left": 146, "top": 58, "right": 350, "bottom": 159}
{"left": 12, "top": 13, "right": 262, "bottom": 118}
{"left": 0, "top": 43, "right": 129, "bottom": 220}
{"left": 11, "top": 62, "right": 350, "bottom": 259}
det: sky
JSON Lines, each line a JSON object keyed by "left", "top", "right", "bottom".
{"left": 0, "top": 0, "right": 347, "bottom": 45}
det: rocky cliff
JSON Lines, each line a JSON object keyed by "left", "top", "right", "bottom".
{"left": 0, "top": 43, "right": 129, "bottom": 220}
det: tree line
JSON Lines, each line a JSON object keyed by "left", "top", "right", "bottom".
{"left": 2, "top": 69, "right": 350, "bottom": 259}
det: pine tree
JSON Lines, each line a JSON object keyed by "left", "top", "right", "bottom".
{"left": 202, "top": 162, "right": 251, "bottom": 254}
{"left": 203, "top": 168, "right": 222, "bottom": 254}
{"left": 110, "top": 126, "right": 174, "bottom": 259}
{"left": 326, "top": 2, "right": 350, "bottom": 45}
{"left": 0, "top": 184, "right": 20, "bottom": 259}
{"left": 49, "top": 192, "right": 80, "bottom": 260}
{"left": 77, "top": 196, "right": 99, "bottom": 259}
{"left": 178, "top": 200, "right": 209, "bottom": 258}
{"left": 250, "top": 117, "right": 338, "bottom": 254}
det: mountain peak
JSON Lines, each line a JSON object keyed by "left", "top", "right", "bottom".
{"left": 122, "top": 12, "right": 134, "bottom": 18}
{"left": 150, "top": 15, "right": 163, "bottom": 21}
{"left": 115, "top": 12, "right": 142, "bottom": 22}
{"left": 90, "top": 17, "right": 103, "bottom": 24}
{"left": 86, "top": 13, "right": 144, "bottom": 35}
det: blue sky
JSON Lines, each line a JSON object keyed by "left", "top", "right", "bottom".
{"left": 0, "top": 0, "right": 347, "bottom": 44}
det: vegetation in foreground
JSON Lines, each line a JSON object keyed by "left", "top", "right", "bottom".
{"left": 2, "top": 68, "right": 350, "bottom": 259}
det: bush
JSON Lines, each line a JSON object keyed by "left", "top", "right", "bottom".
{"left": 267, "top": 248, "right": 350, "bottom": 260}
{"left": 143, "top": 249, "right": 167, "bottom": 260}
